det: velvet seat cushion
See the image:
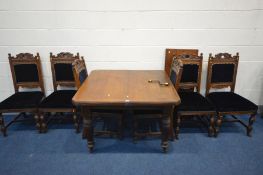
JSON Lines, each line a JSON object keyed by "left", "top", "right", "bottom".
{"left": 170, "top": 69, "right": 177, "bottom": 86}
{"left": 79, "top": 69, "right": 88, "bottom": 85}
{"left": 0, "top": 91, "right": 44, "bottom": 110}
{"left": 39, "top": 90, "right": 76, "bottom": 108}
{"left": 177, "top": 92, "right": 215, "bottom": 112}
{"left": 206, "top": 92, "right": 258, "bottom": 112}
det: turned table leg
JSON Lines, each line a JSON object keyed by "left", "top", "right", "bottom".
{"left": 169, "top": 106, "right": 175, "bottom": 141}
{"left": 81, "top": 106, "right": 94, "bottom": 152}
{"left": 161, "top": 106, "right": 172, "bottom": 153}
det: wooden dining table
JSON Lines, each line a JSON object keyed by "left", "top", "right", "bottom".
{"left": 72, "top": 70, "right": 181, "bottom": 152}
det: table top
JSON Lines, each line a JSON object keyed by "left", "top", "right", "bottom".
{"left": 72, "top": 70, "right": 180, "bottom": 106}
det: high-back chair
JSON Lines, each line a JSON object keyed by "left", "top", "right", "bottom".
{"left": 206, "top": 53, "right": 258, "bottom": 137}
{"left": 38, "top": 52, "right": 80, "bottom": 133}
{"left": 72, "top": 58, "right": 124, "bottom": 139}
{"left": 173, "top": 54, "right": 216, "bottom": 139}
{"left": 0, "top": 53, "right": 45, "bottom": 136}
{"left": 132, "top": 58, "right": 184, "bottom": 142}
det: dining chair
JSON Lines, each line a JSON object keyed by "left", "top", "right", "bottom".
{"left": 0, "top": 53, "right": 45, "bottom": 136}
{"left": 38, "top": 52, "right": 80, "bottom": 133}
{"left": 206, "top": 53, "right": 258, "bottom": 137}
{"left": 173, "top": 54, "right": 216, "bottom": 139}
{"left": 72, "top": 58, "right": 124, "bottom": 139}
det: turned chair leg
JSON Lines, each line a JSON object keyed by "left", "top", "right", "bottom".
{"left": 73, "top": 110, "right": 80, "bottom": 133}
{"left": 0, "top": 113, "right": 7, "bottom": 137}
{"left": 175, "top": 114, "right": 181, "bottom": 140}
{"left": 208, "top": 115, "right": 215, "bottom": 137}
{"left": 77, "top": 113, "right": 82, "bottom": 133}
{"left": 40, "top": 114, "right": 47, "bottom": 133}
{"left": 118, "top": 114, "right": 123, "bottom": 140}
{"left": 247, "top": 114, "right": 256, "bottom": 137}
{"left": 215, "top": 115, "right": 223, "bottom": 137}
{"left": 34, "top": 114, "right": 42, "bottom": 133}
{"left": 133, "top": 116, "right": 138, "bottom": 143}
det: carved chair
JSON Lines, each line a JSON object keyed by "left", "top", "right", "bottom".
{"left": 206, "top": 53, "right": 258, "bottom": 137}
{"left": 38, "top": 52, "right": 80, "bottom": 133}
{"left": 0, "top": 53, "right": 45, "bottom": 136}
{"left": 132, "top": 59, "right": 183, "bottom": 142}
{"left": 72, "top": 58, "right": 124, "bottom": 139}
{"left": 173, "top": 53, "right": 216, "bottom": 139}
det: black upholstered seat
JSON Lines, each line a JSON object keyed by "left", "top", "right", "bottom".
{"left": 0, "top": 92, "right": 44, "bottom": 110}
{"left": 39, "top": 90, "right": 76, "bottom": 108}
{"left": 206, "top": 92, "right": 258, "bottom": 112}
{"left": 178, "top": 92, "right": 215, "bottom": 112}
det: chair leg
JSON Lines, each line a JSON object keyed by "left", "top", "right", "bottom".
{"left": 77, "top": 113, "right": 82, "bottom": 133}
{"left": 73, "top": 110, "right": 80, "bottom": 133}
{"left": 215, "top": 115, "right": 223, "bottom": 137}
{"left": 133, "top": 115, "right": 138, "bottom": 143}
{"left": 175, "top": 114, "right": 181, "bottom": 140}
{"left": 40, "top": 114, "right": 47, "bottom": 133}
{"left": 34, "top": 114, "right": 42, "bottom": 133}
{"left": 118, "top": 114, "right": 123, "bottom": 140}
{"left": 0, "top": 113, "right": 7, "bottom": 137}
{"left": 159, "top": 119, "right": 163, "bottom": 133}
{"left": 247, "top": 114, "right": 256, "bottom": 137}
{"left": 208, "top": 115, "right": 215, "bottom": 137}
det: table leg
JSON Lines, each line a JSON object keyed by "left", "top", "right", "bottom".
{"left": 161, "top": 106, "right": 172, "bottom": 153}
{"left": 81, "top": 106, "right": 94, "bottom": 152}
{"left": 169, "top": 106, "right": 175, "bottom": 141}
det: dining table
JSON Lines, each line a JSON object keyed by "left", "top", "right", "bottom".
{"left": 72, "top": 70, "right": 181, "bottom": 152}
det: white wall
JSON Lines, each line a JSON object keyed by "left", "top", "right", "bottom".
{"left": 0, "top": 0, "right": 262, "bottom": 105}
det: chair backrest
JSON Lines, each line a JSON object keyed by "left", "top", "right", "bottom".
{"left": 9, "top": 53, "right": 45, "bottom": 93}
{"left": 72, "top": 57, "right": 88, "bottom": 89}
{"left": 165, "top": 49, "right": 199, "bottom": 75}
{"left": 50, "top": 52, "right": 80, "bottom": 91}
{"left": 169, "top": 58, "right": 183, "bottom": 90}
{"left": 176, "top": 53, "right": 203, "bottom": 92}
{"left": 206, "top": 52, "right": 239, "bottom": 96}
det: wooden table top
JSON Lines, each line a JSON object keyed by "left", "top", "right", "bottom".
{"left": 72, "top": 70, "right": 180, "bottom": 106}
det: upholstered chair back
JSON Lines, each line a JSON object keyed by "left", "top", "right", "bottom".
{"left": 72, "top": 57, "right": 88, "bottom": 89}
{"left": 175, "top": 54, "right": 203, "bottom": 92}
{"left": 169, "top": 57, "right": 183, "bottom": 90}
{"left": 206, "top": 53, "right": 239, "bottom": 96}
{"left": 50, "top": 52, "right": 80, "bottom": 91}
{"left": 8, "top": 53, "right": 45, "bottom": 93}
